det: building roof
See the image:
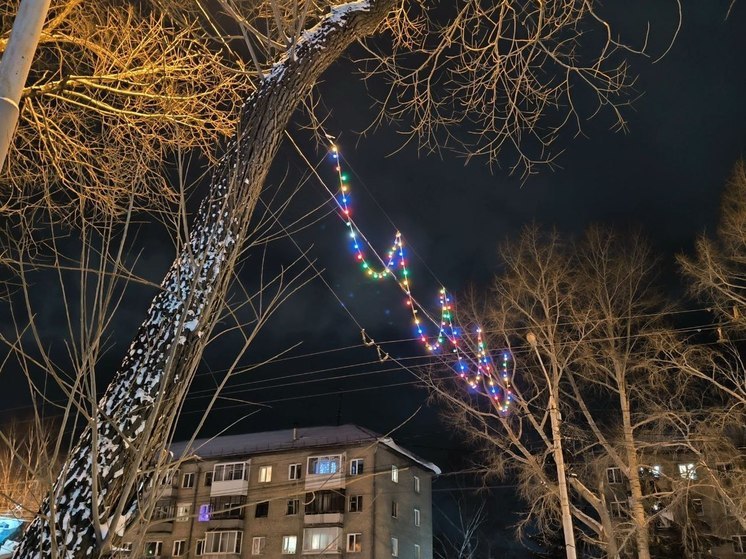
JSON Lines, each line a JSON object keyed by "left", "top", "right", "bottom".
{"left": 170, "top": 424, "right": 440, "bottom": 475}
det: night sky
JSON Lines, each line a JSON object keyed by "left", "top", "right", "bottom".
{"left": 2, "top": 1, "right": 746, "bottom": 555}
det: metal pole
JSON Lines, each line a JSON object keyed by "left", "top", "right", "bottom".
{"left": 0, "top": 0, "right": 52, "bottom": 171}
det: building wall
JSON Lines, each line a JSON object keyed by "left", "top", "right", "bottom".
{"left": 125, "top": 438, "right": 435, "bottom": 559}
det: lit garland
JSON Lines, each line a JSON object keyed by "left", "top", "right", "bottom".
{"left": 330, "top": 144, "right": 513, "bottom": 411}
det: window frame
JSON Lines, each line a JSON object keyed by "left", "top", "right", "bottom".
{"left": 282, "top": 535, "right": 298, "bottom": 555}
{"left": 210, "top": 495, "right": 246, "bottom": 520}
{"left": 181, "top": 472, "right": 195, "bottom": 489}
{"left": 413, "top": 475, "right": 421, "bottom": 494}
{"left": 251, "top": 536, "right": 266, "bottom": 556}
{"left": 205, "top": 531, "right": 243, "bottom": 554}
{"left": 307, "top": 455, "right": 342, "bottom": 476}
{"left": 349, "top": 458, "right": 364, "bottom": 476}
{"left": 391, "top": 500, "right": 399, "bottom": 518}
{"left": 391, "top": 537, "right": 399, "bottom": 557}
{"left": 258, "top": 465, "right": 273, "bottom": 483}
{"left": 414, "top": 544, "right": 421, "bottom": 559}
{"left": 196, "top": 539, "right": 205, "bottom": 556}
{"left": 679, "top": 463, "right": 698, "bottom": 480}
{"left": 606, "top": 467, "right": 623, "bottom": 485}
{"left": 255, "top": 500, "right": 270, "bottom": 518}
{"left": 287, "top": 498, "right": 300, "bottom": 516}
{"left": 172, "top": 540, "right": 186, "bottom": 557}
{"left": 414, "top": 508, "right": 421, "bottom": 527}
{"left": 175, "top": 502, "right": 191, "bottom": 522}
{"left": 391, "top": 465, "right": 399, "bottom": 483}
{"left": 213, "top": 462, "right": 247, "bottom": 482}
{"left": 289, "top": 463, "right": 302, "bottom": 480}
{"left": 349, "top": 495, "right": 363, "bottom": 513}
{"left": 302, "top": 527, "right": 343, "bottom": 553}
{"left": 144, "top": 541, "right": 162, "bottom": 557}
{"left": 347, "top": 533, "right": 362, "bottom": 553}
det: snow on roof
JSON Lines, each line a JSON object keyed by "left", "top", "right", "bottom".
{"left": 170, "top": 424, "right": 440, "bottom": 475}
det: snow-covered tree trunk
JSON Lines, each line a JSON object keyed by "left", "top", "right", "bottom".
{"left": 13, "top": 1, "right": 395, "bottom": 557}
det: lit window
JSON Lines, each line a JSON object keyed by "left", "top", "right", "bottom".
{"left": 252, "top": 536, "right": 266, "bottom": 555}
{"left": 176, "top": 503, "right": 191, "bottom": 522}
{"left": 413, "top": 476, "right": 420, "bottom": 494}
{"left": 303, "top": 527, "right": 343, "bottom": 553}
{"left": 173, "top": 540, "right": 186, "bottom": 556}
{"left": 734, "top": 535, "right": 746, "bottom": 554}
{"left": 289, "top": 463, "right": 302, "bottom": 480}
{"left": 205, "top": 531, "right": 242, "bottom": 554}
{"left": 350, "top": 459, "right": 364, "bottom": 475}
{"left": 198, "top": 503, "right": 211, "bottom": 522}
{"left": 287, "top": 498, "right": 300, "bottom": 515}
{"left": 414, "top": 508, "right": 421, "bottom": 527}
{"left": 308, "top": 456, "right": 341, "bottom": 475}
{"left": 606, "top": 467, "right": 623, "bottom": 485}
{"left": 255, "top": 501, "right": 269, "bottom": 518}
{"left": 259, "top": 465, "right": 273, "bottom": 483}
{"left": 391, "top": 537, "right": 399, "bottom": 557}
{"left": 347, "top": 533, "right": 362, "bottom": 553}
{"left": 391, "top": 465, "right": 399, "bottom": 483}
{"left": 391, "top": 501, "right": 399, "bottom": 518}
{"left": 349, "top": 495, "right": 363, "bottom": 513}
{"left": 282, "top": 535, "right": 297, "bottom": 554}
{"left": 182, "top": 472, "right": 195, "bottom": 488}
{"left": 679, "top": 463, "right": 697, "bottom": 480}
{"left": 144, "top": 542, "right": 162, "bottom": 557}
{"left": 414, "top": 544, "right": 421, "bottom": 559}
{"left": 213, "top": 462, "right": 247, "bottom": 482}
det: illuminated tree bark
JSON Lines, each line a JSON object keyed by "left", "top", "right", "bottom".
{"left": 12, "top": 1, "right": 395, "bottom": 557}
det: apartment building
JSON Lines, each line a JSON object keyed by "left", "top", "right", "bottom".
{"left": 124, "top": 424, "right": 439, "bottom": 559}
{"left": 602, "top": 452, "right": 745, "bottom": 559}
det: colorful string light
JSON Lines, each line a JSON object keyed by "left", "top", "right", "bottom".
{"left": 329, "top": 144, "right": 513, "bottom": 411}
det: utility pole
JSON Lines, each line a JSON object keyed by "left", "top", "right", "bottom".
{"left": 0, "top": 0, "right": 51, "bottom": 171}
{"left": 527, "top": 332, "right": 578, "bottom": 559}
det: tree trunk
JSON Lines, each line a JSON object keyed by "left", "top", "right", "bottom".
{"left": 13, "top": 1, "right": 395, "bottom": 557}
{"left": 618, "top": 378, "right": 651, "bottom": 559}
{"left": 0, "top": 0, "right": 51, "bottom": 170}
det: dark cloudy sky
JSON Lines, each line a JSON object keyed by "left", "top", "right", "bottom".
{"left": 2, "top": 1, "right": 745, "bottom": 555}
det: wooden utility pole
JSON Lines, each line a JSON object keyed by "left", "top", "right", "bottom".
{"left": 0, "top": 0, "right": 51, "bottom": 170}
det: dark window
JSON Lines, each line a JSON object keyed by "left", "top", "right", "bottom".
{"left": 391, "top": 500, "right": 399, "bottom": 518}
{"left": 210, "top": 495, "right": 246, "bottom": 519}
{"left": 204, "top": 471, "right": 213, "bottom": 486}
{"left": 287, "top": 499, "right": 300, "bottom": 515}
{"left": 305, "top": 490, "right": 345, "bottom": 515}
{"left": 153, "top": 499, "right": 174, "bottom": 520}
{"left": 349, "top": 495, "right": 363, "bottom": 513}
{"left": 255, "top": 500, "right": 269, "bottom": 518}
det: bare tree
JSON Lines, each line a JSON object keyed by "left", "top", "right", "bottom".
{"left": 426, "top": 226, "right": 702, "bottom": 559}
{"left": 0, "top": 0, "right": 680, "bottom": 557}
{"left": 0, "top": 0, "right": 251, "bottom": 219}
{"left": 679, "top": 160, "right": 746, "bottom": 334}
{"left": 9, "top": 2, "right": 398, "bottom": 557}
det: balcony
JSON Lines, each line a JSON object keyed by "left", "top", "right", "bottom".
{"left": 210, "top": 462, "right": 249, "bottom": 496}
{"left": 304, "top": 512, "right": 344, "bottom": 525}
{"left": 210, "top": 478, "right": 249, "bottom": 497}
{"left": 305, "top": 456, "right": 344, "bottom": 491}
